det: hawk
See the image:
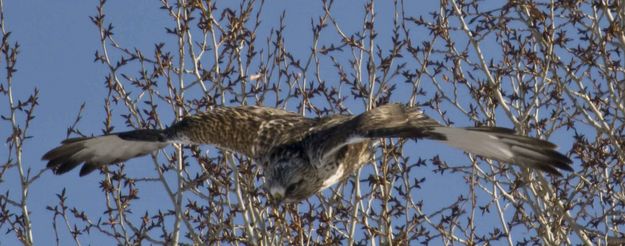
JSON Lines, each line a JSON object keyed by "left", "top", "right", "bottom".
{"left": 43, "top": 104, "right": 573, "bottom": 203}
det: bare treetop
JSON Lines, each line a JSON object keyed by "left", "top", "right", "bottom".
{"left": 1, "top": 0, "right": 624, "bottom": 245}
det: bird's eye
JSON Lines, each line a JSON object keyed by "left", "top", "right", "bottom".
{"left": 285, "top": 184, "right": 297, "bottom": 195}
{"left": 285, "top": 180, "right": 303, "bottom": 195}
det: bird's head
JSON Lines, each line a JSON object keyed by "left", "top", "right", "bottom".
{"left": 263, "top": 153, "right": 321, "bottom": 204}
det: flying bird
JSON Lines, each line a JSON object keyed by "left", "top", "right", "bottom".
{"left": 43, "top": 104, "right": 573, "bottom": 203}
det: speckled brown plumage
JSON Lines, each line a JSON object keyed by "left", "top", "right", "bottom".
{"left": 43, "top": 104, "right": 573, "bottom": 203}
{"left": 166, "top": 106, "right": 316, "bottom": 157}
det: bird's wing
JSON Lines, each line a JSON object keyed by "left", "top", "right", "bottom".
{"left": 43, "top": 106, "right": 314, "bottom": 176}
{"left": 165, "top": 106, "right": 317, "bottom": 158}
{"left": 426, "top": 126, "right": 573, "bottom": 175}
{"left": 305, "top": 104, "right": 573, "bottom": 175}
{"left": 304, "top": 104, "right": 441, "bottom": 166}
{"left": 43, "top": 130, "right": 170, "bottom": 176}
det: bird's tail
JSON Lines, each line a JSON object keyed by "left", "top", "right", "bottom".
{"left": 42, "top": 129, "right": 169, "bottom": 176}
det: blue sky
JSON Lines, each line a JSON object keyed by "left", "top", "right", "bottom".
{"left": 1, "top": 1, "right": 582, "bottom": 245}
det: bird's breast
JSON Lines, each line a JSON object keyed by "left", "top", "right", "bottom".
{"left": 317, "top": 142, "right": 371, "bottom": 190}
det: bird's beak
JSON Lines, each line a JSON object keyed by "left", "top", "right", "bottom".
{"left": 271, "top": 193, "right": 284, "bottom": 206}
{"left": 267, "top": 184, "right": 286, "bottom": 206}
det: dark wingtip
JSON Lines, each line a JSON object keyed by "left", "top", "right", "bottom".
{"left": 42, "top": 148, "right": 59, "bottom": 161}
{"left": 525, "top": 151, "right": 574, "bottom": 176}
{"left": 51, "top": 168, "right": 67, "bottom": 175}
{"left": 49, "top": 158, "right": 82, "bottom": 175}
{"left": 43, "top": 139, "right": 89, "bottom": 175}
{"left": 546, "top": 150, "right": 574, "bottom": 172}
{"left": 42, "top": 140, "right": 86, "bottom": 161}
{"left": 466, "top": 127, "right": 518, "bottom": 135}
{"left": 79, "top": 163, "right": 99, "bottom": 176}
{"left": 539, "top": 165, "right": 563, "bottom": 176}
{"left": 61, "top": 137, "right": 91, "bottom": 144}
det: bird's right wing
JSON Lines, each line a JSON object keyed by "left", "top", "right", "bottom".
{"left": 165, "top": 106, "right": 317, "bottom": 158}
{"left": 43, "top": 130, "right": 169, "bottom": 176}
{"left": 43, "top": 106, "right": 315, "bottom": 176}
{"left": 306, "top": 104, "right": 573, "bottom": 175}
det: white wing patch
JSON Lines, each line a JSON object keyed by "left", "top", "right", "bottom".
{"left": 80, "top": 135, "right": 166, "bottom": 163}
{"left": 321, "top": 164, "right": 345, "bottom": 189}
{"left": 322, "top": 136, "right": 367, "bottom": 161}
{"left": 431, "top": 127, "right": 514, "bottom": 161}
